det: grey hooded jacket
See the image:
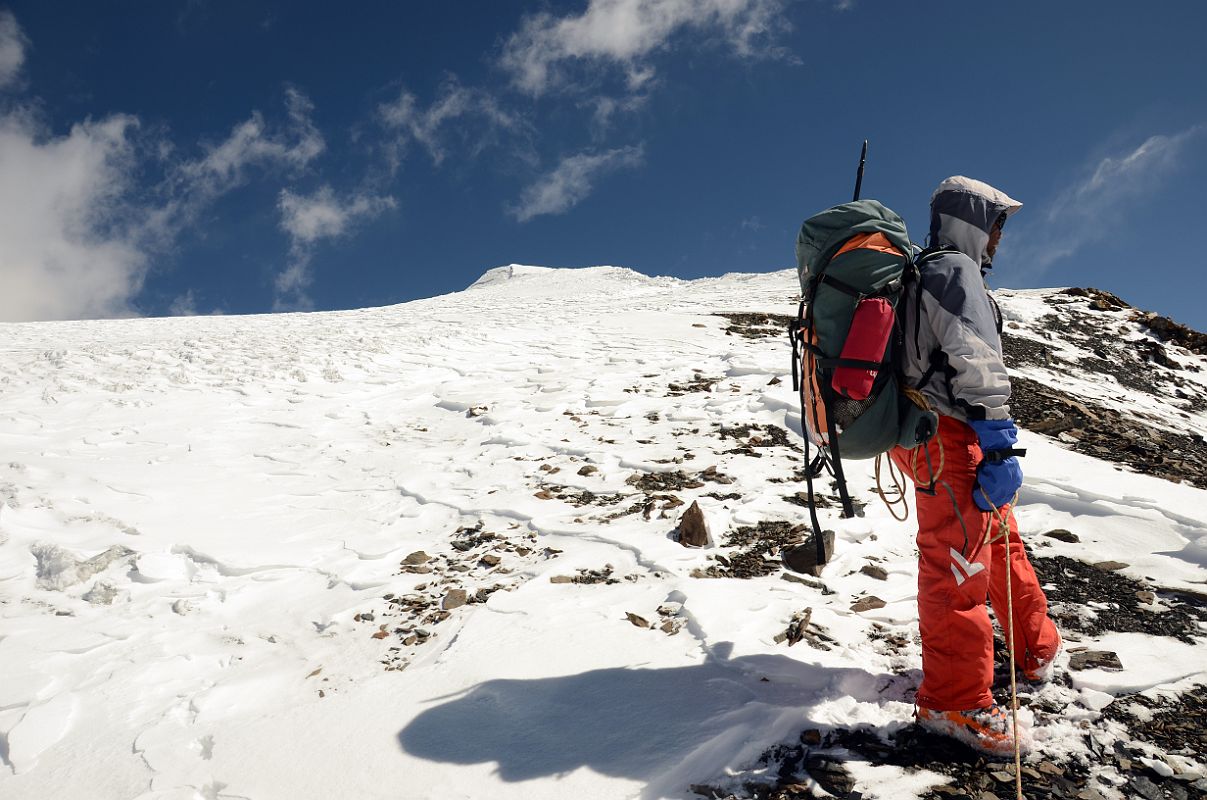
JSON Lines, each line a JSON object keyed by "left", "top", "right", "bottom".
{"left": 900, "top": 176, "right": 1022, "bottom": 423}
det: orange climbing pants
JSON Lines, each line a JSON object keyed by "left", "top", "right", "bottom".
{"left": 890, "top": 414, "right": 1061, "bottom": 711}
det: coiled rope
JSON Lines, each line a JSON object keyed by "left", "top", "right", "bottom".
{"left": 873, "top": 454, "right": 909, "bottom": 521}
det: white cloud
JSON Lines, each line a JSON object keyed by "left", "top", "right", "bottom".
{"left": 378, "top": 80, "right": 528, "bottom": 170}
{"left": 510, "top": 145, "right": 643, "bottom": 223}
{"left": 500, "top": 0, "right": 792, "bottom": 96}
{"left": 155, "top": 87, "right": 324, "bottom": 236}
{"left": 0, "top": 73, "right": 327, "bottom": 321}
{"left": 0, "top": 10, "right": 25, "bottom": 89}
{"left": 167, "top": 289, "right": 224, "bottom": 317}
{"left": 1011, "top": 125, "right": 1206, "bottom": 275}
{"left": 0, "top": 113, "right": 147, "bottom": 321}
{"left": 584, "top": 94, "right": 649, "bottom": 139}
{"left": 274, "top": 185, "right": 395, "bottom": 310}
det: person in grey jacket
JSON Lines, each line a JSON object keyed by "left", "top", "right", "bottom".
{"left": 889, "top": 176, "right": 1062, "bottom": 756}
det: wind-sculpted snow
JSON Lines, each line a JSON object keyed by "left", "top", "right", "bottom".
{"left": 0, "top": 266, "right": 1204, "bottom": 799}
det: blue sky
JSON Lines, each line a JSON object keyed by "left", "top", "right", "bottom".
{"left": 2, "top": 1, "right": 1205, "bottom": 327}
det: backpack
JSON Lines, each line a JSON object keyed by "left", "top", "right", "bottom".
{"left": 787, "top": 199, "right": 940, "bottom": 568}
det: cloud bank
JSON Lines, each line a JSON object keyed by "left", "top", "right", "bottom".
{"left": 0, "top": 113, "right": 149, "bottom": 322}
{"left": 0, "top": 61, "right": 327, "bottom": 321}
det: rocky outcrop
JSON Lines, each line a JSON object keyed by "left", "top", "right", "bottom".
{"left": 1010, "top": 376, "right": 1207, "bottom": 490}
{"left": 1134, "top": 310, "right": 1207, "bottom": 355}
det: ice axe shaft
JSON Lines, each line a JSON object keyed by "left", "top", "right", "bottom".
{"left": 852, "top": 139, "right": 868, "bottom": 202}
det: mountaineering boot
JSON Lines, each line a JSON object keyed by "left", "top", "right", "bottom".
{"left": 915, "top": 703, "right": 1029, "bottom": 757}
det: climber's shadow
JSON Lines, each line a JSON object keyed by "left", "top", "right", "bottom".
{"left": 397, "top": 642, "right": 909, "bottom": 789}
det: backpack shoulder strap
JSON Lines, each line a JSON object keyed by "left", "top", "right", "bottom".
{"left": 913, "top": 244, "right": 958, "bottom": 269}
{"left": 907, "top": 244, "right": 960, "bottom": 382}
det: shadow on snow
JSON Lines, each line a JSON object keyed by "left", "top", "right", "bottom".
{"left": 397, "top": 643, "right": 910, "bottom": 794}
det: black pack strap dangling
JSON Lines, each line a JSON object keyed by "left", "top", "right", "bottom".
{"left": 820, "top": 384, "right": 855, "bottom": 523}
{"left": 788, "top": 300, "right": 805, "bottom": 393}
{"left": 803, "top": 434, "right": 825, "bottom": 564}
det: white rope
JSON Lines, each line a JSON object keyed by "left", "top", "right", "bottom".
{"left": 982, "top": 488, "right": 1024, "bottom": 800}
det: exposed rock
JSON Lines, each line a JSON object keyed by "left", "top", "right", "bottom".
{"left": 1068, "top": 650, "right": 1123, "bottom": 671}
{"left": 690, "top": 521, "right": 809, "bottom": 580}
{"left": 780, "top": 531, "right": 835, "bottom": 577}
{"left": 402, "top": 551, "right": 431, "bottom": 566}
{"left": 1133, "top": 310, "right": 1207, "bottom": 355}
{"left": 1010, "top": 376, "right": 1207, "bottom": 490}
{"left": 577, "top": 465, "right": 598, "bottom": 476}
{"left": 1044, "top": 529, "right": 1080, "bottom": 543}
{"left": 850, "top": 596, "right": 886, "bottom": 613}
{"left": 625, "top": 612, "right": 650, "bottom": 628}
{"left": 677, "top": 501, "right": 710, "bottom": 548}
{"left": 1103, "top": 684, "right": 1207, "bottom": 766}
{"left": 1033, "top": 555, "right": 1207, "bottom": 642}
{"left": 1061, "top": 286, "right": 1130, "bottom": 310}
{"left": 549, "top": 575, "right": 573, "bottom": 584}
{"left": 780, "top": 573, "right": 834, "bottom": 596}
{"left": 859, "top": 564, "right": 888, "bottom": 581}
{"left": 571, "top": 566, "right": 619, "bottom": 585}
{"left": 479, "top": 554, "right": 501, "bottom": 567}
{"left": 1093, "top": 560, "right": 1129, "bottom": 572}
{"left": 772, "top": 608, "right": 835, "bottom": 651}
{"left": 626, "top": 470, "right": 704, "bottom": 492}
{"left": 667, "top": 374, "right": 722, "bottom": 396}
{"left": 802, "top": 754, "right": 855, "bottom": 798}
{"left": 713, "top": 311, "right": 796, "bottom": 339}
{"left": 700, "top": 465, "right": 735, "bottom": 485}
{"left": 717, "top": 422, "right": 800, "bottom": 456}
{"left": 441, "top": 589, "right": 468, "bottom": 610}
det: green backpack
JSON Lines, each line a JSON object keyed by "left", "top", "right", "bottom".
{"left": 788, "top": 199, "right": 939, "bottom": 566}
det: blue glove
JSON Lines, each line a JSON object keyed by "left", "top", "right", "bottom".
{"left": 969, "top": 418, "right": 1025, "bottom": 511}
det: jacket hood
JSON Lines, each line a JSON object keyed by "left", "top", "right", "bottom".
{"left": 928, "top": 176, "right": 1022, "bottom": 268}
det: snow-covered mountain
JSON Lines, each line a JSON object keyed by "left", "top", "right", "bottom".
{"left": 1, "top": 266, "right": 1204, "bottom": 800}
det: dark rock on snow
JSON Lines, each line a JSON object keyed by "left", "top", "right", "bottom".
{"left": 678, "top": 500, "right": 711, "bottom": 548}
{"left": 1068, "top": 650, "right": 1124, "bottom": 671}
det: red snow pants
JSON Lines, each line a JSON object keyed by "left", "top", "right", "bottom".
{"left": 890, "top": 414, "right": 1061, "bottom": 711}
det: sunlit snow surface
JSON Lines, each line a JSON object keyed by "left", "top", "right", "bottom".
{"left": 0, "top": 266, "right": 1204, "bottom": 799}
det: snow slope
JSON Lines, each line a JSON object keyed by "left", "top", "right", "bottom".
{"left": 0, "top": 266, "right": 1204, "bottom": 799}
